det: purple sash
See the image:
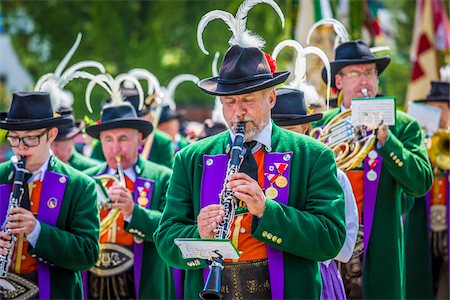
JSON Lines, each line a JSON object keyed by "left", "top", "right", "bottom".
{"left": 132, "top": 177, "right": 154, "bottom": 299}
{"left": 37, "top": 171, "right": 68, "bottom": 299}
{"left": 172, "top": 267, "right": 183, "bottom": 300}
{"left": 0, "top": 170, "right": 68, "bottom": 299}
{"left": 363, "top": 154, "right": 383, "bottom": 258}
{"left": 200, "top": 151, "right": 292, "bottom": 300}
{"left": 320, "top": 261, "right": 346, "bottom": 300}
{"left": 447, "top": 171, "right": 449, "bottom": 293}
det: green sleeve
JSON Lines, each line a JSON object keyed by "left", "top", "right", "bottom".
{"left": 29, "top": 175, "right": 100, "bottom": 271}
{"left": 154, "top": 152, "right": 207, "bottom": 270}
{"left": 251, "top": 147, "right": 346, "bottom": 261}
{"left": 376, "top": 119, "right": 433, "bottom": 197}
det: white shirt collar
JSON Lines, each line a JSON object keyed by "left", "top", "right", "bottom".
{"left": 27, "top": 154, "right": 52, "bottom": 183}
{"left": 340, "top": 103, "right": 349, "bottom": 112}
{"left": 107, "top": 163, "right": 137, "bottom": 183}
{"left": 229, "top": 119, "right": 272, "bottom": 153}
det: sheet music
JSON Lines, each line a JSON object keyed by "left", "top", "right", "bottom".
{"left": 407, "top": 101, "right": 442, "bottom": 135}
{"left": 174, "top": 238, "right": 241, "bottom": 260}
{"left": 351, "top": 97, "right": 396, "bottom": 129}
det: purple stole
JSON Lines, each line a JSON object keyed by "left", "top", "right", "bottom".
{"left": 320, "top": 261, "right": 346, "bottom": 300}
{"left": 199, "top": 150, "right": 292, "bottom": 300}
{"left": 362, "top": 153, "right": 383, "bottom": 259}
{"left": 0, "top": 170, "right": 68, "bottom": 299}
{"left": 132, "top": 177, "right": 155, "bottom": 299}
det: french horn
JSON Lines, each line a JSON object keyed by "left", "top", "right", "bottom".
{"left": 428, "top": 129, "right": 450, "bottom": 170}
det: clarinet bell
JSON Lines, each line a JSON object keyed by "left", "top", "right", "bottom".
{"left": 199, "top": 263, "right": 223, "bottom": 300}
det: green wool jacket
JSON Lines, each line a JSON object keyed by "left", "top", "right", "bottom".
{"left": 85, "top": 156, "right": 175, "bottom": 299}
{"left": 314, "top": 108, "right": 433, "bottom": 299}
{"left": 68, "top": 149, "right": 100, "bottom": 171}
{"left": 154, "top": 123, "right": 346, "bottom": 299}
{"left": 0, "top": 156, "right": 100, "bottom": 299}
{"left": 90, "top": 130, "right": 174, "bottom": 168}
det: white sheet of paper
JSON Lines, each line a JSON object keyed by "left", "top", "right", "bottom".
{"left": 407, "top": 101, "right": 442, "bottom": 135}
{"left": 174, "top": 238, "right": 241, "bottom": 260}
{"left": 351, "top": 97, "right": 396, "bottom": 129}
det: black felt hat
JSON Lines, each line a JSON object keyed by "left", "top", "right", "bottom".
{"left": 55, "top": 108, "right": 84, "bottom": 141}
{"left": 416, "top": 81, "right": 450, "bottom": 104}
{"left": 158, "top": 105, "right": 184, "bottom": 125}
{"left": 322, "top": 40, "right": 391, "bottom": 89}
{"left": 272, "top": 88, "right": 323, "bottom": 126}
{"left": 199, "top": 45, "right": 290, "bottom": 96}
{"left": 0, "top": 92, "right": 71, "bottom": 131}
{"left": 86, "top": 103, "right": 153, "bottom": 139}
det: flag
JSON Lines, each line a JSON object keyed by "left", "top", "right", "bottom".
{"left": 406, "top": 0, "right": 450, "bottom": 105}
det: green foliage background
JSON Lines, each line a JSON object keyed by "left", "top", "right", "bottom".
{"left": 2, "top": 0, "right": 433, "bottom": 117}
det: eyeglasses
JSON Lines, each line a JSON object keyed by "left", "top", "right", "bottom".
{"left": 339, "top": 68, "right": 378, "bottom": 81}
{"left": 6, "top": 130, "right": 49, "bottom": 148}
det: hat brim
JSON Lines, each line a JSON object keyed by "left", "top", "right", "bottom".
{"left": 0, "top": 114, "right": 72, "bottom": 131}
{"left": 415, "top": 97, "right": 450, "bottom": 104}
{"left": 199, "top": 71, "right": 290, "bottom": 96}
{"left": 322, "top": 56, "right": 391, "bottom": 89}
{"left": 272, "top": 113, "right": 323, "bottom": 126}
{"left": 86, "top": 119, "right": 153, "bottom": 139}
{"left": 55, "top": 121, "right": 85, "bottom": 141}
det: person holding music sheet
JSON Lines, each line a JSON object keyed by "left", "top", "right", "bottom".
{"left": 313, "top": 40, "right": 433, "bottom": 299}
{"left": 0, "top": 92, "right": 100, "bottom": 299}
{"left": 83, "top": 74, "right": 174, "bottom": 299}
{"left": 154, "top": 2, "right": 346, "bottom": 298}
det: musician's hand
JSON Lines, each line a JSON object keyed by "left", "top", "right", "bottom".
{"left": 6, "top": 208, "right": 37, "bottom": 236}
{"left": 227, "top": 173, "right": 266, "bottom": 218}
{"left": 108, "top": 184, "right": 135, "bottom": 218}
{"left": 0, "top": 232, "right": 11, "bottom": 256}
{"left": 197, "top": 204, "right": 225, "bottom": 239}
{"left": 376, "top": 124, "right": 389, "bottom": 147}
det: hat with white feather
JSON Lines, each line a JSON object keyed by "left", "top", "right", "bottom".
{"left": 271, "top": 39, "right": 331, "bottom": 125}
{"left": 197, "top": 0, "right": 289, "bottom": 96}
{"left": 85, "top": 73, "right": 152, "bottom": 139}
{"left": 159, "top": 74, "right": 199, "bottom": 124}
{"left": 34, "top": 33, "right": 105, "bottom": 140}
{"left": 307, "top": 19, "right": 390, "bottom": 89}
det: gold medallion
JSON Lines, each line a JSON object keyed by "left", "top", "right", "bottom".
{"left": 275, "top": 175, "right": 288, "bottom": 188}
{"left": 138, "top": 191, "right": 149, "bottom": 207}
{"left": 265, "top": 186, "right": 278, "bottom": 199}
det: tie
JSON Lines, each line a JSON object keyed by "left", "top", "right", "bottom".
{"left": 21, "top": 172, "right": 33, "bottom": 210}
{"left": 240, "top": 141, "right": 258, "bottom": 181}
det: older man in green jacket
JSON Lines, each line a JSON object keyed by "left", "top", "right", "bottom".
{"left": 155, "top": 42, "right": 346, "bottom": 299}
{"left": 314, "top": 40, "right": 433, "bottom": 299}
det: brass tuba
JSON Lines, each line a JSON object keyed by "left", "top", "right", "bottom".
{"left": 428, "top": 130, "right": 450, "bottom": 170}
{"left": 95, "top": 155, "right": 125, "bottom": 236}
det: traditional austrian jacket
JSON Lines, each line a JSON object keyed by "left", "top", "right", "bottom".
{"left": 84, "top": 156, "right": 175, "bottom": 299}
{"left": 154, "top": 122, "right": 346, "bottom": 299}
{"left": 314, "top": 108, "right": 433, "bottom": 299}
{"left": 0, "top": 156, "right": 100, "bottom": 299}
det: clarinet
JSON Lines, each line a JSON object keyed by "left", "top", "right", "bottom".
{"left": 200, "top": 122, "right": 246, "bottom": 300}
{"left": 0, "top": 156, "right": 27, "bottom": 279}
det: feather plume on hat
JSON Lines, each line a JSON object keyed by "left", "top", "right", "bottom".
{"left": 127, "top": 68, "right": 162, "bottom": 106}
{"left": 161, "top": 74, "right": 199, "bottom": 110}
{"left": 210, "top": 52, "right": 226, "bottom": 125}
{"left": 34, "top": 33, "right": 106, "bottom": 112}
{"left": 197, "top": 0, "right": 285, "bottom": 55}
{"left": 272, "top": 40, "right": 331, "bottom": 110}
{"left": 306, "top": 18, "right": 349, "bottom": 50}
{"left": 85, "top": 73, "right": 144, "bottom": 114}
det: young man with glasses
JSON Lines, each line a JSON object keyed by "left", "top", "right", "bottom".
{"left": 0, "top": 92, "right": 100, "bottom": 299}
{"left": 313, "top": 40, "right": 433, "bottom": 299}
